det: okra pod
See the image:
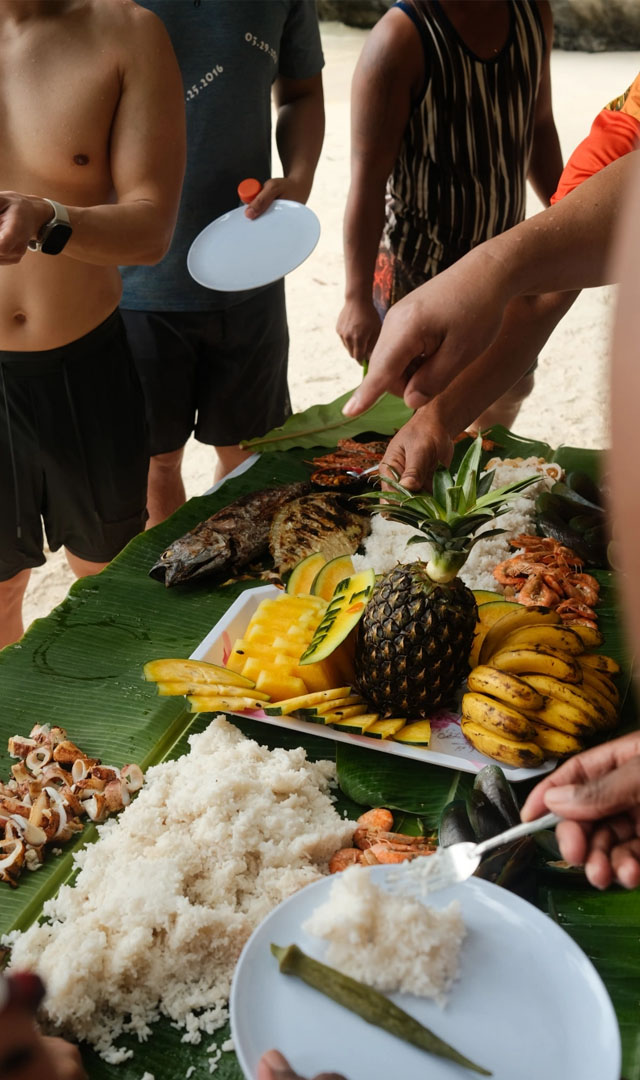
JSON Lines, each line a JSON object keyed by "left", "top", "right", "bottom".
{"left": 271, "top": 943, "right": 491, "bottom": 1076}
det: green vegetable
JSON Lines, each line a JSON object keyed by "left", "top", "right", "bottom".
{"left": 271, "top": 943, "right": 491, "bottom": 1076}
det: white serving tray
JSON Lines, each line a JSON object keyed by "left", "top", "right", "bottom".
{"left": 190, "top": 586, "right": 554, "bottom": 783}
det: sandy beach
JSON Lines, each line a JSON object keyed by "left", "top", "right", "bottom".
{"left": 22, "top": 26, "right": 640, "bottom": 632}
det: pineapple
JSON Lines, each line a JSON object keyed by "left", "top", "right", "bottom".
{"left": 354, "top": 435, "right": 536, "bottom": 716}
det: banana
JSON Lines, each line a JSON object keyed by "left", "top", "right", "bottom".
{"left": 531, "top": 696, "right": 600, "bottom": 738}
{"left": 496, "top": 624, "right": 585, "bottom": 657}
{"left": 466, "top": 666, "right": 544, "bottom": 712}
{"left": 526, "top": 718, "right": 584, "bottom": 759}
{"left": 461, "top": 692, "right": 536, "bottom": 740}
{"left": 579, "top": 653, "right": 621, "bottom": 676}
{"left": 478, "top": 606, "right": 562, "bottom": 666}
{"left": 522, "top": 673, "right": 612, "bottom": 728}
{"left": 566, "top": 624, "right": 603, "bottom": 649}
{"left": 578, "top": 662, "right": 620, "bottom": 707}
{"left": 490, "top": 644, "right": 581, "bottom": 683}
{"left": 461, "top": 718, "right": 544, "bottom": 768}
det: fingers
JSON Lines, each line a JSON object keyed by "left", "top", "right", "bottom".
{"left": 610, "top": 838, "right": 640, "bottom": 889}
{"left": 258, "top": 1049, "right": 304, "bottom": 1080}
{"left": 42, "top": 1036, "right": 88, "bottom": 1080}
{"left": 244, "top": 180, "right": 283, "bottom": 219}
{"left": 257, "top": 1050, "right": 347, "bottom": 1080}
{"left": 520, "top": 738, "right": 636, "bottom": 822}
{"left": 543, "top": 757, "right": 640, "bottom": 822}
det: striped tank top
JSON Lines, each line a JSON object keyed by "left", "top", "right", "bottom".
{"left": 383, "top": 0, "right": 546, "bottom": 282}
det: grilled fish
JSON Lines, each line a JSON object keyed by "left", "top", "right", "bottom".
{"left": 269, "top": 493, "right": 371, "bottom": 575}
{"left": 150, "top": 482, "right": 309, "bottom": 586}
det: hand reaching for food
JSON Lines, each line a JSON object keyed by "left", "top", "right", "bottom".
{"left": 521, "top": 731, "right": 640, "bottom": 890}
{"left": 258, "top": 1048, "right": 347, "bottom": 1080}
{"left": 379, "top": 405, "right": 455, "bottom": 491}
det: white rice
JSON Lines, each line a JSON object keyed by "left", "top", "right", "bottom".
{"left": 4, "top": 718, "right": 355, "bottom": 1063}
{"left": 302, "top": 865, "right": 465, "bottom": 1005}
{"left": 353, "top": 458, "right": 562, "bottom": 592}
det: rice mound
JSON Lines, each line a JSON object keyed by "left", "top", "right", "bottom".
{"left": 302, "top": 865, "right": 465, "bottom": 1004}
{"left": 4, "top": 718, "right": 355, "bottom": 1063}
{"left": 353, "top": 457, "right": 561, "bottom": 592}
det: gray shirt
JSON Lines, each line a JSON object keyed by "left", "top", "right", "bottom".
{"left": 121, "top": 0, "right": 324, "bottom": 311}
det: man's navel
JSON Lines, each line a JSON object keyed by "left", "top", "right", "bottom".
{"left": 13, "top": 312, "right": 27, "bottom": 325}
{"left": 73, "top": 153, "right": 90, "bottom": 166}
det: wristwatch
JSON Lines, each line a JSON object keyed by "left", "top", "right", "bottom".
{"left": 28, "top": 198, "right": 73, "bottom": 255}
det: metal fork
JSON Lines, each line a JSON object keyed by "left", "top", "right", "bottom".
{"left": 386, "top": 812, "right": 561, "bottom": 897}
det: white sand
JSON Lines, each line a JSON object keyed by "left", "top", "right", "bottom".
{"left": 22, "top": 29, "right": 640, "bottom": 631}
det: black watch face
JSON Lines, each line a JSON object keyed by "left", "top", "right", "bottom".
{"left": 41, "top": 222, "right": 73, "bottom": 255}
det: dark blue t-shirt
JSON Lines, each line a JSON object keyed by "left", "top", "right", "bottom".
{"left": 120, "top": 0, "right": 324, "bottom": 311}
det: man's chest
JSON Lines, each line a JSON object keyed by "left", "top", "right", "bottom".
{"left": 0, "top": 46, "right": 121, "bottom": 195}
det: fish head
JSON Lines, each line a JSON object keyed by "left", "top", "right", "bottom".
{"left": 149, "top": 534, "right": 230, "bottom": 586}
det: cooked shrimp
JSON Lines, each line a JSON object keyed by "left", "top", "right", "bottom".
{"left": 329, "top": 848, "right": 363, "bottom": 873}
{"left": 356, "top": 808, "right": 394, "bottom": 831}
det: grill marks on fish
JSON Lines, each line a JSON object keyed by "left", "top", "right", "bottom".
{"left": 269, "top": 493, "right": 371, "bottom": 575}
{"left": 149, "top": 482, "right": 309, "bottom": 586}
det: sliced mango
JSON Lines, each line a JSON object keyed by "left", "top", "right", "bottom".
{"left": 155, "top": 680, "right": 269, "bottom": 701}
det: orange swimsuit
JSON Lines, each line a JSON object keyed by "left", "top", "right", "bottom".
{"left": 551, "top": 72, "right": 640, "bottom": 204}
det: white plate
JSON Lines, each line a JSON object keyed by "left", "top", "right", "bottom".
{"left": 187, "top": 199, "right": 320, "bottom": 291}
{"left": 190, "top": 586, "right": 554, "bottom": 783}
{"left": 230, "top": 868, "right": 620, "bottom": 1080}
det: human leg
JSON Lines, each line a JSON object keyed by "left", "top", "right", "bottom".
{"left": 64, "top": 551, "right": 109, "bottom": 578}
{"left": 473, "top": 368, "right": 536, "bottom": 432}
{"left": 195, "top": 282, "right": 291, "bottom": 484}
{"left": 121, "top": 309, "right": 199, "bottom": 524}
{"left": 146, "top": 447, "right": 186, "bottom": 528}
{"left": 0, "top": 569, "right": 30, "bottom": 649}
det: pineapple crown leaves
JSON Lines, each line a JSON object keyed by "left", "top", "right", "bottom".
{"left": 357, "top": 434, "right": 538, "bottom": 544}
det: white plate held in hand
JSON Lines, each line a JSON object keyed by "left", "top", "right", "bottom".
{"left": 187, "top": 199, "right": 320, "bottom": 291}
{"left": 230, "top": 868, "right": 621, "bottom": 1080}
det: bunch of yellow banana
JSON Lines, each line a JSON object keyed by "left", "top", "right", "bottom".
{"left": 461, "top": 609, "right": 621, "bottom": 768}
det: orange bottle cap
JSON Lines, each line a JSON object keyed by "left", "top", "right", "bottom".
{"left": 237, "top": 178, "right": 262, "bottom": 204}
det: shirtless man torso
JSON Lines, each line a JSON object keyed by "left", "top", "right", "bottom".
{"left": 0, "top": 0, "right": 185, "bottom": 647}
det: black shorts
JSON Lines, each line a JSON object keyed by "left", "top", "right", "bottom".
{"left": 121, "top": 280, "right": 291, "bottom": 454}
{"left": 0, "top": 311, "right": 149, "bottom": 582}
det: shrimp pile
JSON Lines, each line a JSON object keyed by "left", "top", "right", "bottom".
{"left": 493, "top": 534, "right": 600, "bottom": 628}
{"left": 329, "top": 808, "right": 437, "bottom": 871}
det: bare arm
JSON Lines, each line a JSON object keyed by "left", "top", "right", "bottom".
{"left": 343, "top": 151, "right": 637, "bottom": 417}
{"left": 336, "top": 9, "right": 423, "bottom": 362}
{"left": 527, "top": 1, "right": 563, "bottom": 206}
{"left": 0, "top": 9, "right": 185, "bottom": 267}
{"left": 246, "top": 71, "right": 325, "bottom": 218}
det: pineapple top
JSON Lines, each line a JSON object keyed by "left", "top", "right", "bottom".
{"left": 359, "top": 435, "right": 537, "bottom": 582}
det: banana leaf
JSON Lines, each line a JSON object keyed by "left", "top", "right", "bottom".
{"left": 0, "top": 437, "right": 636, "bottom": 1079}
{"left": 240, "top": 388, "right": 412, "bottom": 451}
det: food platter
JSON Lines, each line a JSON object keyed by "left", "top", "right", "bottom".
{"left": 190, "top": 585, "right": 555, "bottom": 783}
{"left": 230, "top": 866, "right": 621, "bottom": 1080}
{"left": 187, "top": 199, "right": 321, "bottom": 291}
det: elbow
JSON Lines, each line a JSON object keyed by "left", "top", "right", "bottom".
{"left": 126, "top": 228, "right": 174, "bottom": 266}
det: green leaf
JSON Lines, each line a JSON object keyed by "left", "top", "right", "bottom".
{"left": 432, "top": 465, "right": 452, "bottom": 509}
{"left": 455, "top": 432, "right": 483, "bottom": 508}
{"left": 485, "top": 424, "right": 554, "bottom": 460}
{"left": 551, "top": 445, "right": 603, "bottom": 484}
{"left": 474, "top": 474, "right": 538, "bottom": 509}
{"left": 336, "top": 743, "right": 474, "bottom": 826}
{"left": 240, "top": 388, "right": 412, "bottom": 452}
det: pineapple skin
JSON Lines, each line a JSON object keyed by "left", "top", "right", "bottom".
{"left": 354, "top": 563, "right": 478, "bottom": 717}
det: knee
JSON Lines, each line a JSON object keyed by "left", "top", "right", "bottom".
{"left": 149, "top": 447, "right": 184, "bottom": 476}
{"left": 0, "top": 569, "right": 30, "bottom": 610}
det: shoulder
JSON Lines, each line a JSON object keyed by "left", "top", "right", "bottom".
{"left": 88, "top": 0, "right": 174, "bottom": 51}
{"left": 358, "top": 6, "right": 424, "bottom": 81}
{"left": 532, "top": 1, "right": 554, "bottom": 48}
